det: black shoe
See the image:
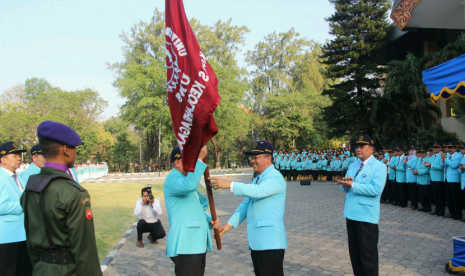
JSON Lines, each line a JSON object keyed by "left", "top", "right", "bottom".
{"left": 437, "top": 212, "right": 445, "bottom": 216}
{"left": 461, "top": 218, "right": 465, "bottom": 222}
{"left": 453, "top": 216, "right": 463, "bottom": 221}
{"left": 443, "top": 214, "right": 454, "bottom": 219}
{"left": 429, "top": 212, "right": 438, "bottom": 215}
{"left": 394, "top": 203, "right": 400, "bottom": 206}
{"left": 423, "top": 209, "right": 431, "bottom": 212}
{"left": 400, "top": 205, "right": 407, "bottom": 208}
{"left": 418, "top": 208, "right": 425, "bottom": 212}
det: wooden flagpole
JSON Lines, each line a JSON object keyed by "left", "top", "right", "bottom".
{"left": 202, "top": 157, "right": 222, "bottom": 250}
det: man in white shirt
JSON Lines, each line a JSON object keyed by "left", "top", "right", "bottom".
{"left": 134, "top": 187, "right": 166, "bottom": 247}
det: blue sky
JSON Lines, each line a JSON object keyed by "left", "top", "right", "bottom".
{"left": 0, "top": 0, "right": 334, "bottom": 119}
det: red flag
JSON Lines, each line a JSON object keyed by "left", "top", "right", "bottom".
{"left": 165, "top": 0, "right": 221, "bottom": 172}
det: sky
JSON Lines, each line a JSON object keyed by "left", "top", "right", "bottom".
{"left": 0, "top": 0, "right": 335, "bottom": 119}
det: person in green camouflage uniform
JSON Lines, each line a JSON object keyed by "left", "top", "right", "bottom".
{"left": 20, "top": 120, "right": 102, "bottom": 276}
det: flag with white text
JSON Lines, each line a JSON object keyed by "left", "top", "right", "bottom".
{"left": 165, "top": 0, "right": 221, "bottom": 172}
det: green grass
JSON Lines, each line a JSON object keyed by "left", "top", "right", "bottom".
{"left": 82, "top": 181, "right": 220, "bottom": 262}
{"left": 82, "top": 182, "right": 164, "bottom": 262}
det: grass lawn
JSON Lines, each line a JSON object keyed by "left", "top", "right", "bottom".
{"left": 82, "top": 181, "right": 221, "bottom": 262}
{"left": 82, "top": 182, "right": 164, "bottom": 262}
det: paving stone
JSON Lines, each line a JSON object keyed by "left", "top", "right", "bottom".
{"left": 103, "top": 181, "right": 462, "bottom": 276}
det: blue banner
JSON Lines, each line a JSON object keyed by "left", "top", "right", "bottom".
{"left": 422, "top": 54, "right": 465, "bottom": 102}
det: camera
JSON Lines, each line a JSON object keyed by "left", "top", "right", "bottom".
{"left": 147, "top": 185, "right": 154, "bottom": 200}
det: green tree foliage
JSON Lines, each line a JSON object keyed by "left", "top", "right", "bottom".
{"left": 108, "top": 9, "right": 171, "bottom": 165}
{"left": 110, "top": 9, "right": 251, "bottom": 168}
{"left": 111, "top": 131, "right": 137, "bottom": 172}
{"left": 0, "top": 78, "right": 110, "bottom": 163}
{"left": 246, "top": 29, "right": 330, "bottom": 150}
{"left": 321, "top": 0, "right": 391, "bottom": 138}
{"left": 381, "top": 53, "right": 441, "bottom": 145}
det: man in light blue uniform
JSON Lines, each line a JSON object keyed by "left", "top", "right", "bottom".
{"left": 441, "top": 141, "right": 463, "bottom": 220}
{"left": 212, "top": 141, "right": 287, "bottom": 276}
{"left": 424, "top": 142, "right": 446, "bottom": 216}
{"left": 394, "top": 148, "right": 407, "bottom": 207}
{"left": 406, "top": 146, "right": 418, "bottom": 210}
{"left": 20, "top": 144, "right": 46, "bottom": 185}
{"left": 459, "top": 143, "right": 465, "bottom": 222}
{"left": 163, "top": 146, "right": 220, "bottom": 275}
{"left": 0, "top": 142, "right": 32, "bottom": 276}
{"left": 414, "top": 148, "right": 431, "bottom": 212}
{"left": 339, "top": 135, "right": 386, "bottom": 276}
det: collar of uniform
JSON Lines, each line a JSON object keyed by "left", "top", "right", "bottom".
{"left": 171, "top": 167, "right": 185, "bottom": 177}
{"left": 40, "top": 166, "right": 72, "bottom": 177}
{"left": 258, "top": 164, "right": 274, "bottom": 179}
{"left": 360, "top": 155, "right": 373, "bottom": 166}
{"left": 0, "top": 166, "right": 15, "bottom": 177}
{"left": 30, "top": 163, "right": 40, "bottom": 171}
{"left": 44, "top": 162, "right": 68, "bottom": 172}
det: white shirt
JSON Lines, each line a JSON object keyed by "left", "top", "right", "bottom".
{"left": 351, "top": 155, "right": 373, "bottom": 190}
{"left": 134, "top": 198, "right": 162, "bottom": 223}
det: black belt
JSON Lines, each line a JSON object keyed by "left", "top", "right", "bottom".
{"left": 40, "top": 251, "right": 75, "bottom": 264}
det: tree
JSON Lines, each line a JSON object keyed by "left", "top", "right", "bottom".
{"left": 381, "top": 53, "right": 441, "bottom": 145}
{"left": 111, "top": 131, "right": 137, "bottom": 172}
{"left": 110, "top": 9, "right": 252, "bottom": 168}
{"left": 246, "top": 29, "right": 330, "bottom": 150}
{"left": 0, "top": 79, "right": 109, "bottom": 156}
{"left": 321, "top": 0, "right": 391, "bottom": 138}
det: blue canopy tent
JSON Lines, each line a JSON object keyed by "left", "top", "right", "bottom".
{"left": 422, "top": 54, "right": 465, "bottom": 103}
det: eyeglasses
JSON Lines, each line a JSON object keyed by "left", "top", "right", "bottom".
{"left": 248, "top": 155, "right": 266, "bottom": 162}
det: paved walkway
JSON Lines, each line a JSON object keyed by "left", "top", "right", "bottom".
{"left": 103, "top": 181, "right": 463, "bottom": 276}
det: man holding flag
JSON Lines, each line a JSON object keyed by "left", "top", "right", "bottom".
{"left": 164, "top": 0, "right": 222, "bottom": 274}
{"left": 164, "top": 146, "right": 220, "bottom": 275}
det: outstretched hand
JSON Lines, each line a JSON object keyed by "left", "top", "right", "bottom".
{"left": 218, "top": 223, "right": 232, "bottom": 240}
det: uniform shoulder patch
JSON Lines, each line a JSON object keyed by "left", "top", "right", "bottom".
{"left": 81, "top": 197, "right": 90, "bottom": 205}
{"left": 85, "top": 207, "right": 93, "bottom": 220}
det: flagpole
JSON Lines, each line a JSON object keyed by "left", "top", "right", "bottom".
{"left": 202, "top": 157, "right": 222, "bottom": 250}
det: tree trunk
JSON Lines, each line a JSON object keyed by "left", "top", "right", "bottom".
{"left": 212, "top": 137, "right": 221, "bottom": 168}
{"left": 417, "top": 100, "right": 426, "bottom": 130}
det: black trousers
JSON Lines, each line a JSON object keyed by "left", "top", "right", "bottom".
{"left": 251, "top": 249, "right": 285, "bottom": 276}
{"left": 137, "top": 219, "right": 166, "bottom": 241}
{"left": 381, "top": 177, "right": 392, "bottom": 202}
{"left": 0, "top": 241, "right": 32, "bottom": 276}
{"left": 284, "top": 170, "right": 289, "bottom": 179}
{"left": 170, "top": 252, "right": 206, "bottom": 276}
{"left": 418, "top": 185, "right": 432, "bottom": 211}
{"left": 346, "top": 219, "right": 379, "bottom": 276}
{"left": 407, "top": 182, "right": 418, "bottom": 208}
{"left": 431, "top": 180, "right": 446, "bottom": 214}
{"left": 390, "top": 179, "right": 398, "bottom": 203}
{"left": 398, "top": 182, "right": 408, "bottom": 207}
{"left": 445, "top": 182, "right": 463, "bottom": 219}
{"left": 312, "top": 170, "right": 318, "bottom": 180}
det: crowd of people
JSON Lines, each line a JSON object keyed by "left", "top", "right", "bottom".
{"left": 380, "top": 142, "right": 465, "bottom": 223}
{"left": 16, "top": 161, "right": 108, "bottom": 183}
{"left": 272, "top": 142, "right": 465, "bottom": 223}
{"left": 272, "top": 148, "right": 356, "bottom": 181}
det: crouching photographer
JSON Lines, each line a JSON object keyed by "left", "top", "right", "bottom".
{"left": 134, "top": 186, "right": 166, "bottom": 247}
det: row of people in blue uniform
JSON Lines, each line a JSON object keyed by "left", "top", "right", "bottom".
{"left": 380, "top": 142, "right": 465, "bottom": 223}
{"left": 75, "top": 162, "right": 108, "bottom": 183}
{"left": 272, "top": 149, "right": 357, "bottom": 181}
